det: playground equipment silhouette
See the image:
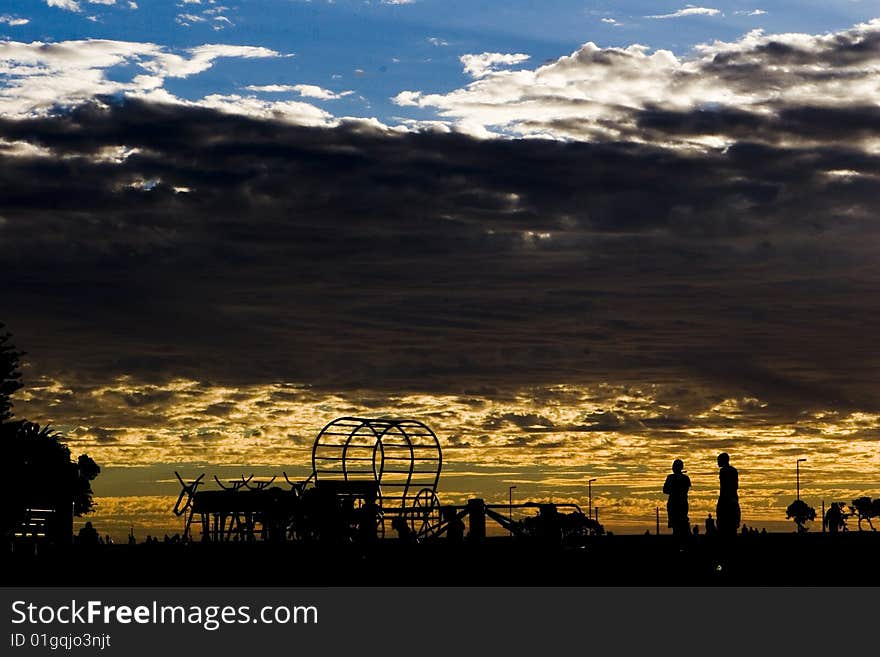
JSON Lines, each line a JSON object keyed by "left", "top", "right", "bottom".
{"left": 172, "top": 416, "right": 603, "bottom": 545}
{"left": 10, "top": 416, "right": 880, "bottom": 586}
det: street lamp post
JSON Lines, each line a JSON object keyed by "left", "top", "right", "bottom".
{"left": 508, "top": 485, "right": 516, "bottom": 535}
{"left": 796, "top": 458, "right": 807, "bottom": 501}
{"left": 588, "top": 479, "right": 597, "bottom": 520}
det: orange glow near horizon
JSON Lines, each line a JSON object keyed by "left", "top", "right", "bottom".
{"left": 14, "top": 375, "right": 880, "bottom": 539}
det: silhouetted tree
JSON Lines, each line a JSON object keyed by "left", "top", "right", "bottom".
{"left": 851, "top": 497, "right": 880, "bottom": 531}
{"left": 2, "top": 421, "right": 101, "bottom": 541}
{"left": 0, "top": 322, "right": 24, "bottom": 423}
{"left": 520, "top": 508, "right": 604, "bottom": 541}
{"left": 560, "top": 510, "right": 604, "bottom": 539}
{"left": 0, "top": 324, "right": 101, "bottom": 543}
{"left": 786, "top": 499, "right": 816, "bottom": 533}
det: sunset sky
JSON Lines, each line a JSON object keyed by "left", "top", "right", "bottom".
{"left": 2, "top": 1, "right": 880, "bottom": 537}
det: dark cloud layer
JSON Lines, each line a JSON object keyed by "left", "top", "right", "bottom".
{"left": 634, "top": 105, "right": 880, "bottom": 147}
{"left": 1, "top": 98, "right": 879, "bottom": 414}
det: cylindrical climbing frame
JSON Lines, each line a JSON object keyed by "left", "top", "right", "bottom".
{"left": 311, "top": 417, "right": 442, "bottom": 512}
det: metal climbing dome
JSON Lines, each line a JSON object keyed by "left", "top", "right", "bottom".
{"left": 311, "top": 417, "right": 443, "bottom": 534}
{"left": 172, "top": 416, "right": 446, "bottom": 543}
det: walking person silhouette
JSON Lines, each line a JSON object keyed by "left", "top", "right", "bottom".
{"left": 716, "top": 453, "right": 740, "bottom": 539}
{"left": 663, "top": 459, "right": 691, "bottom": 544}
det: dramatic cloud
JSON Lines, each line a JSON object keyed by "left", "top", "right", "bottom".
{"left": 246, "top": 84, "right": 354, "bottom": 100}
{"left": 394, "top": 19, "right": 880, "bottom": 146}
{"left": 459, "top": 52, "right": 531, "bottom": 78}
{"left": 142, "top": 44, "right": 281, "bottom": 79}
{"left": 3, "top": 19, "right": 880, "bottom": 536}
{"left": 46, "top": 0, "right": 81, "bottom": 11}
{"left": 1, "top": 97, "right": 878, "bottom": 417}
{"left": 0, "top": 16, "right": 30, "bottom": 26}
{"left": 0, "top": 39, "right": 340, "bottom": 124}
{"left": 176, "top": 3, "right": 235, "bottom": 30}
{"left": 195, "top": 93, "right": 334, "bottom": 124}
{"left": 175, "top": 13, "right": 207, "bottom": 26}
{"left": 647, "top": 6, "right": 721, "bottom": 20}
{"left": 19, "top": 371, "right": 880, "bottom": 537}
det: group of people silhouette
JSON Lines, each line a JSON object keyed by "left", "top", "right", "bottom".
{"left": 663, "top": 452, "right": 740, "bottom": 543}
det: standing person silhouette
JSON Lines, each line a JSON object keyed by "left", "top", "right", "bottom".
{"left": 663, "top": 459, "right": 691, "bottom": 543}
{"left": 716, "top": 452, "right": 740, "bottom": 539}
{"left": 705, "top": 513, "right": 716, "bottom": 536}
{"left": 442, "top": 506, "right": 465, "bottom": 543}
{"left": 824, "top": 502, "right": 843, "bottom": 534}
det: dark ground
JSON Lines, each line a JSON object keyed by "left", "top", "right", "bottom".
{"left": 3, "top": 532, "right": 877, "bottom": 586}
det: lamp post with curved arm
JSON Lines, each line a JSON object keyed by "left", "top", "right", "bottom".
{"left": 588, "top": 478, "right": 597, "bottom": 519}
{"left": 508, "top": 485, "right": 516, "bottom": 535}
{"left": 797, "top": 458, "right": 807, "bottom": 501}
